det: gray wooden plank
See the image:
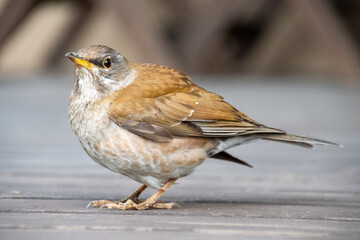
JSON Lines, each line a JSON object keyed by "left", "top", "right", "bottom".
{"left": 0, "top": 201, "right": 359, "bottom": 239}
{"left": 1, "top": 201, "right": 360, "bottom": 239}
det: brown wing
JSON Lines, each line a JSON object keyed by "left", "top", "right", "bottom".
{"left": 109, "top": 63, "right": 284, "bottom": 142}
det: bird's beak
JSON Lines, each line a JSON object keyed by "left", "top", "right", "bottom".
{"left": 65, "top": 52, "right": 95, "bottom": 70}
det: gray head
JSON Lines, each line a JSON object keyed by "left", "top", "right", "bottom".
{"left": 66, "top": 45, "right": 132, "bottom": 97}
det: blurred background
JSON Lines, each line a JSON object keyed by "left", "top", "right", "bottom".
{"left": 1, "top": 0, "right": 360, "bottom": 83}
{"left": 1, "top": 2, "right": 360, "bottom": 237}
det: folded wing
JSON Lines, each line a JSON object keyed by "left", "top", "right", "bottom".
{"left": 108, "top": 63, "right": 284, "bottom": 142}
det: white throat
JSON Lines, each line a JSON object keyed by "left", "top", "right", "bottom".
{"left": 76, "top": 67, "right": 101, "bottom": 102}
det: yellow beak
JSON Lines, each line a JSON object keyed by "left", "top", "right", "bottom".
{"left": 65, "top": 52, "right": 96, "bottom": 70}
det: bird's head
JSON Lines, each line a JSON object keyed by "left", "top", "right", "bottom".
{"left": 66, "top": 45, "right": 134, "bottom": 98}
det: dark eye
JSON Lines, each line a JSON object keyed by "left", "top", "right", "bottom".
{"left": 102, "top": 58, "right": 112, "bottom": 68}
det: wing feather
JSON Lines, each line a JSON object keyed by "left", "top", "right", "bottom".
{"left": 109, "top": 63, "right": 283, "bottom": 142}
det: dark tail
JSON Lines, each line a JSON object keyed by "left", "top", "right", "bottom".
{"left": 262, "top": 133, "right": 341, "bottom": 148}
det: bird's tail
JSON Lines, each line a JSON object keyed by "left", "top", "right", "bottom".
{"left": 262, "top": 133, "right": 341, "bottom": 148}
{"left": 210, "top": 133, "right": 340, "bottom": 168}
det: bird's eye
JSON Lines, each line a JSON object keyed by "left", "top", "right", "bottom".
{"left": 102, "top": 58, "right": 112, "bottom": 68}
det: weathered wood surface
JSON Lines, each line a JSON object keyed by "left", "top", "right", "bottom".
{"left": 0, "top": 76, "right": 359, "bottom": 240}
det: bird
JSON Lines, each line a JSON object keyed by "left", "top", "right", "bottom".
{"left": 65, "top": 45, "right": 339, "bottom": 210}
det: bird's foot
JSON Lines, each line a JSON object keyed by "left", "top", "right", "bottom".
{"left": 86, "top": 199, "right": 115, "bottom": 208}
{"left": 86, "top": 196, "right": 143, "bottom": 208}
{"left": 87, "top": 179, "right": 179, "bottom": 210}
{"left": 120, "top": 196, "right": 143, "bottom": 204}
{"left": 87, "top": 199, "right": 180, "bottom": 210}
{"left": 103, "top": 199, "right": 180, "bottom": 210}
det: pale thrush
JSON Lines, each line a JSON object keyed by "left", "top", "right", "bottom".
{"left": 66, "top": 45, "right": 338, "bottom": 210}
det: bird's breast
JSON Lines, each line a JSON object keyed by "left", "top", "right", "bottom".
{"left": 91, "top": 123, "right": 212, "bottom": 188}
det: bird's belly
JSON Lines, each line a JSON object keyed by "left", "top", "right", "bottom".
{"left": 81, "top": 122, "right": 212, "bottom": 189}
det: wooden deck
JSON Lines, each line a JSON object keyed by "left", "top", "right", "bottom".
{"left": 0, "top": 76, "right": 359, "bottom": 239}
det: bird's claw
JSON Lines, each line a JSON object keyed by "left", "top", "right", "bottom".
{"left": 87, "top": 199, "right": 180, "bottom": 210}
{"left": 86, "top": 199, "right": 115, "bottom": 208}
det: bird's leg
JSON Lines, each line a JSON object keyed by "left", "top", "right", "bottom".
{"left": 99, "top": 178, "right": 180, "bottom": 210}
{"left": 87, "top": 184, "right": 147, "bottom": 208}
{"left": 120, "top": 184, "right": 147, "bottom": 203}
